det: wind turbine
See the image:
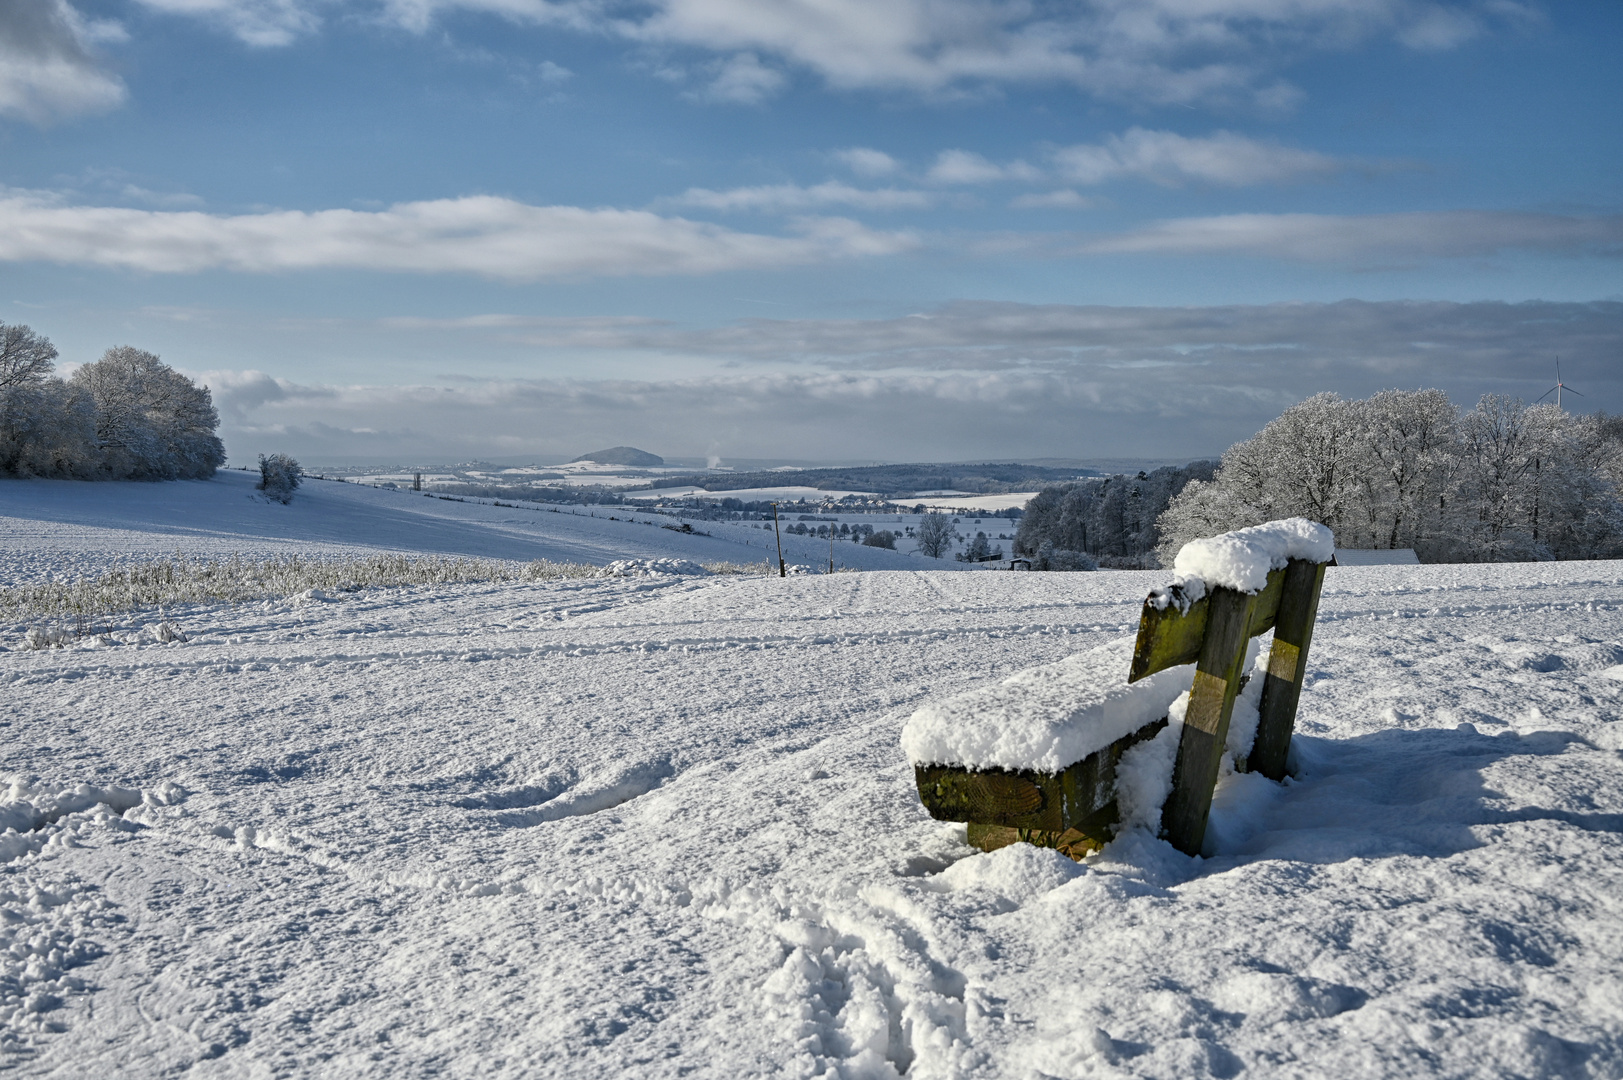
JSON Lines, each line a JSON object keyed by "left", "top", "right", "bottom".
{"left": 1535, "top": 359, "right": 1584, "bottom": 410}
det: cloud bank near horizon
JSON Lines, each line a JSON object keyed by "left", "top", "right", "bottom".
{"left": 199, "top": 298, "right": 1623, "bottom": 464}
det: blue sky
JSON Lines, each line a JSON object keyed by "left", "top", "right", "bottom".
{"left": 2, "top": 0, "right": 1619, "bottom": 465}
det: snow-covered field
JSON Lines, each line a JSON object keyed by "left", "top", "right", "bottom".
{"left": 5, "top": 481, "right": 1623, "bottom": 1077}
{"left": 0, "top": 472, "right": 966, "bottom": 583}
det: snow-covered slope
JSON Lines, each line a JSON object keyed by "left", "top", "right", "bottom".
{"left": 0, "top": 471, "right": 966, "bottom": 582}
{"left": 5, "top": 560, "right": 1623, "bottom": 1076}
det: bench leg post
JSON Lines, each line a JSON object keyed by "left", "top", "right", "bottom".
{"left": 1161, "top": 586, "right": 1258, "bottom": 856}
{"left": 1250, "top": 558, "right": 1326, "bottom": 782}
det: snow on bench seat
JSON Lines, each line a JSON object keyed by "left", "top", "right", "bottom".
{"left": 900, "top": 636, "right": 1196, "bottom": 774}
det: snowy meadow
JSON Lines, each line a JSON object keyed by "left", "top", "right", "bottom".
{"left": 4, "top": 476, "right": 1623, "bottom": 1077}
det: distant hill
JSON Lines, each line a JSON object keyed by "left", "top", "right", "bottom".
{"left": 642, "top": 462, "right": 1101, "bottom": 496}
{"left": 570, "top": 447, "right": 664, "bottom": 467}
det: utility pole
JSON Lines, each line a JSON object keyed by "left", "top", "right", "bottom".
{"left": 829, "top": 523, "right": 835, "bottom": 575}
{"left": 771, "top": 503, "right": 786, "bottom": 577}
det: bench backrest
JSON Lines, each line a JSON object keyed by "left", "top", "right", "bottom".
{"left": 1136, "top": 557, "right": 1328, "bottom": 854}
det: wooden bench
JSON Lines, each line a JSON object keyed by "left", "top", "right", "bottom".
{"left": 910, "top": 525, "right": 1331, "bottom": 858}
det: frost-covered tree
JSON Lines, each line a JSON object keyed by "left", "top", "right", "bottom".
{"left": 1446, "top": 397, "right": 1620, "bottom": 561}
{"left": 1156, "top": 388, "right": 1623, "bottom": 564}
{"left": 70, "top": 347, "right": 225, "bottom": 480}
{"left": 916, "top": 511, "right": 954, "bottom": 558}
{"left": 2, "top": 330, "right": 227, "bottom": 481}
{"left": 862, "top": 529, "right": 896, "bottom": 549}
{"left": 0, "top": 323, "right": 94, "bottom": 478}
{"left": 258, "top": 453, "right": 302, "bottom": 504}
{"left": 1354, "top": 388, "right": 1457, "bottom": 550}
{"left": 1239, "top": 392, "right": 1365, "bottom": 536}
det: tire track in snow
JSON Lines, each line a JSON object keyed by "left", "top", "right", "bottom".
{"left": 0, "top": 619, "right": 1135, "bottom": 685}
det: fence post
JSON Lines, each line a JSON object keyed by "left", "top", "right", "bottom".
{"left": 1249, "top": 558, "right": 1326, "bottom": 781}
{"left": 1161, "top": 585, "right": 1258, "bottom": 856}
{"left": 772, "top": 502, "right": 786, "bottom": 577}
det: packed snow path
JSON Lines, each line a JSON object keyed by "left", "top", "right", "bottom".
{"left": 5, "top": 563, "right": 1623, "bottom": 1077}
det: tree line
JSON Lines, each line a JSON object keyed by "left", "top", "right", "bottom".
{"left": 0, "top": 323, "right": 225, "bottom": 480}
{"left": 1013, "top": 462, "right": 1217, "bottom": 568}
{"left": 1156, "top": 390, "right": 1623, "bottom": 564}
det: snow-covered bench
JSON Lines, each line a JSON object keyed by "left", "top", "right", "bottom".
{"left": 904, "top": 519, "right": 1335, "bottom": 858}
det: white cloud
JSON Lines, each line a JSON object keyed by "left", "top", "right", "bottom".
{"left": 1053, "top": 128, "right": 1343, "bottom": 187}
{"left": 377, "top": 0, "right": 591, "bottom": 36}
{"left": 927, "top": 150, "right": 1040, "bottom": 185}
{"left": 833, "top": 147, "right": 901, "bottom": 178}
{"left": 0, "top": 0, "right": 127, "bottom": 123}
{"left": 0, "top": 189, "right": 919, "bottom": 278}
{"left": 1010, "top": 189, "right": 1094, "bottom": 210}
{"left": 1397, "top": 5, "right": 1488, "bottom": 48}
{"left": 1081, "top": 211, "right": 1623, "bottom": 262}
{"left": 665, "top": 180, "right": 934, "bottom": 213}
{"left": 134, "top": 0, "right": 321, "bottom": 47}
{"left": 694, "top": 51, "right": 785, "bottom": 104}
{"left": 116, "top": 184, "right": 206, "bottom": 207}
{"left": 124, "top": 0, "right": 1529, "bottom": 109}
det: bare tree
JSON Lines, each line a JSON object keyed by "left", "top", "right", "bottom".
{"left": 0, "top": 324, "right": 58, "bottom": 389}
{"left": 916, "top": 510, "right": 954, "bottom": 558}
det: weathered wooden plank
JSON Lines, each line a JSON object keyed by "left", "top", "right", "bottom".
{"left": 1130, "top": 565, "right": 1286, "bottom": 682}
{"left": 1129, "top": 592, "right": 1207, "bottom": 683}
{"left": 914, "top": 719, "right": 1168, "bottom": 854}
{"left": 1160, "top": 585, "right": 1258, "bottom": 856}
{"left": 968, "top": 822, "right": 1110, "bottom": 860}
{"left": 1249, "top": 558, "right": 1326, "bottom": 781}
{"left": 1246, "top": 563, "right": 1287, "bottom": 638}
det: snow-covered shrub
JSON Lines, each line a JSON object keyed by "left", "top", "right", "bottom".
{"left": 862, "top": 529, "right": 896, "bottom": 549}
{"left": 258, "top": 453, "right": 302, "bottom": 503}
{"left": 592, "top": 558, "right": 709, "bottom": 578}
{"left": 1032, "top": 541, "right": 1097, "bottom": 572}
{"left": 22, "top": 626, "right": 66, "bottom": 650}
{"left": 701, "top": 561, "right": 773, "bottom": 575}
